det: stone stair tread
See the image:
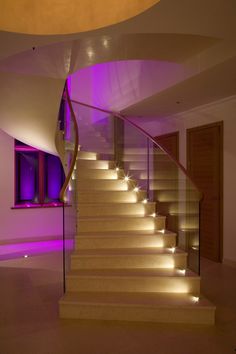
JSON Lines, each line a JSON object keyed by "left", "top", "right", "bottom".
{"left": 77, "top": 202, "right": 156, "bottom": 206}
{"left": 77, "top": 159, "right": 114, "bottom": 164}
{"left": 78, "top": 215, "right": 166, "bottom": 221}
{"left": 77, "top": 190, "right": 145, "bottom": 193}
{"left": 169, "top": 212, "right": 199, "bottom": 216}
{"left": 77, "top": 230, "right": 175, "bottom": 237}
{"left": 60, "top": 291, "right": 214, "bottom": 309}
{"left": 77, "top": 178, "right": 123, "bottom": 182}
{"left": 67, "top": 268, "right": 198, "bottom": 278}
{"left": 72, "top": 247, "right": 186, "bottom": 256}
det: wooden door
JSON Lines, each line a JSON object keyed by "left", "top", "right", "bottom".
{"left": 187, "top": 122, "right": 223, "bottom": 262}
{"left": 154, "top": 132, "right": 179, "bottom": 160}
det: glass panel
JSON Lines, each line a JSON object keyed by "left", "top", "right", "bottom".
{"left": 59, "top": 94, "right": 201, "bottom": 294}
{"left": 148, "top": 142, "right": 200, "bottom": 273}
{"left": 45, "top": 154, "right": 64, "bottom": 202}
{"left": 72, "top": 102, "right": 114, "bottom": 158}
{"left": 118, "top": 119, "right": 149, "bottom": 192}
{"left": 15, "top": 151, "right": 39, "bottom": 204}
{"left": 59, "top": 97, "right": 78, "bottom": 290}
{"left": 114, "top": 120, "right": 201, "bottom": 274}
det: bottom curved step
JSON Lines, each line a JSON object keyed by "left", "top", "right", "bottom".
{"left": 59, "top": 291, "right": 215, "bottom": 324}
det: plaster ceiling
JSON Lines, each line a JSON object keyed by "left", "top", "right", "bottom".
{"left": 0, "top": 0, "right": 235, "bottom": 154}
{"left": 122, "top": 56, "right": 236, "bottom": 118}
{"left": 0, "top": 0, "right": 160, "bottom": 35}
{"left": 0, "top": 34, "right": 218, "bottom": 79}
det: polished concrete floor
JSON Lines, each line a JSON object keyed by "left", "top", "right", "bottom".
{"left": 0, "top": 252, "right": 235, "bottom": 354}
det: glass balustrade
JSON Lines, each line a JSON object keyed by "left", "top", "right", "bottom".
{"left": 58, "top": 89, "right": 201, "bottom": 292}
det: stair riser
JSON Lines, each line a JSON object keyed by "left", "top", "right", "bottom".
{"left": 77, "top": 152, "right": 98, "bottom": 160}
{"left": 77, "top": 180, "right": 129, "bottom": 191}
{"left": 178, "top": 230, "right": 199, "bottom": 250}
{"left": 154, "top": 190, "right": 200, "bottom": 202}
{"left": 77, "top": 169, "right": 123, "bottom": 180}
{"left": 59, "top": 303, "right": 214, "bottom": 324}
{"left": 122, "top": 154, "right": 170, "bottom": 162}
{"left": 77, "top": 191, "right": 146, "bottom": 203}
{"left": 75, "top": 235, "right": 176, "bottom": 249}
{"left": 127, "top": 162, "right": 177, "bottom": 171}
{"left": 79, "top": 144, "right": 111, "bottom": 151}
{"left": 150, "top": 181, "right": 196, "bottom": 191}
{"left": 71, "top": 254, "right": 187, "bottom": 270}
{"left": 134, "top": 171, "right": 178, "bottom": 180}
{"left": 77, "top": 160, "right": 115, "bottom": 170}
{"left": 122, "top": 148, "right": 164, "bottom": 155}
{"left": 167, "top": 215, "right": 199, "bottom": 231}
{"left": 77, "top": 217, "right": 166, "bottom": 233}
{"left": 77, "top": 203, "right": 155, "bottom": 217}
{"left": 66, "top": 276, "right": 200, "bottom": 294}
{"left": 157, "top": 201, "right": 199, "bottom": 214}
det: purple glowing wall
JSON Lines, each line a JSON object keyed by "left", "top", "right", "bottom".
{"left": 18, "top": 152, "right": 38, "bottom": 202}
{"left": 46, "top": 155, "right": 62, "bottom": 200}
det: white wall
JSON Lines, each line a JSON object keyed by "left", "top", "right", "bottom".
{"left": 136, "top": 95, "right": 236, "bottom": 264}
{"left": 0, "top": 129, "right": 63, "bottom": 244}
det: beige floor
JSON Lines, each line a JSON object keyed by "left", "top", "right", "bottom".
{"left": 0, "top": 252, "right": 235, "bottom": 354}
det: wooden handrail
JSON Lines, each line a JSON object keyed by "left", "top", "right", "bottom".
{"left": 67, "top": 98, "right": 203, "bottom": 200}
{"left": 59, "top": 82, "right": 79, "bottom": 202}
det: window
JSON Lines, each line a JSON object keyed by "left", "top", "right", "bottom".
{"left": 14, "top": 140, "right": 64, "bottom": 208}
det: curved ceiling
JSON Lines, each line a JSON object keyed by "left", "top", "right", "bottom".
{"left": 0, "top": 0, "right": 160, "bottom": 35}
{"left": 0, "top": 0, "right": 235, "bottom": 155}
{"left": 0, "top": 33, "right": 218, "bottom": 79}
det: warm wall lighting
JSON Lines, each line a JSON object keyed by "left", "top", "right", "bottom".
{"left": 160, "top": 229, "right": 165, "bottom": 234}
{"left": 115, "top": 167, "right": 119, "bottom": 171}
{"left": 164, "top": 262, "right": 175, "bottom": 269}
{"left": 169, "top": 247, "right": 176, "bottom": 253}
{"left": 87, "top": 47, "right": 95, "bottom": 59}
{"left": 143, "top": 199, "right": 148, "bottom": 204}
{"left": 134, "top": 187, "right": 140, "bottom": 192}
{"left": 192, "top": 296, "right": 200, "bottom": 303}
{"left": 151, "top": 212, "right": 156, "bottom": 217}
{"left": 178, "top": 269, "right": 186, "bottom": 275}
{"left": 102, "top": 38, "right": 109, "bottom": 48}
{"left": 124, "top": 175, "right": 130, "bottom": 182}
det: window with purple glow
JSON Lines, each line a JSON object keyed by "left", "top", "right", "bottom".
{"left": 15, "top": 140, "right": 64, "bottom": 207}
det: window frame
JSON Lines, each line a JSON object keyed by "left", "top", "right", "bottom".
{"left": 14, "top": 141, "right": 64, "bottom": 209}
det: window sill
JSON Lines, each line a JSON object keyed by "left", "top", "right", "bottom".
{"left": 12, "top": 202, "right": 63, "bottom": 209}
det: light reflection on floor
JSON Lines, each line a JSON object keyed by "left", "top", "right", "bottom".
{"left": 0, "top": 251, "right": 235, "bottom": 353}
{"left": 0, "top": 240, "right": 73, "bottom": 260}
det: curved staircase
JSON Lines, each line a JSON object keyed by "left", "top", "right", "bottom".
{"left": 59, "top": 150, "right": 215, "bottom": 324}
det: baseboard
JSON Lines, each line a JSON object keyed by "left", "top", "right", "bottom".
{"left": 0, "top": 235, "right": 62, "bottom": 245}
{"left": 223, "top": 258, "right": 236, "bottom": 268}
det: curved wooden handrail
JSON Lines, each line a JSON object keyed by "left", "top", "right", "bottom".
{"left": 59, "top": 82, "right": 79, "bottom": 202}
{"left": 68, "top": 98, "right": 203, "bottom": 199}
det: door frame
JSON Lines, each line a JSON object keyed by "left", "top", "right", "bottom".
{"left": 154, "top": 131, "right": 179, "bottom": 161}
{"left": 187, "top": 121, "right": 223, "bottom": 262}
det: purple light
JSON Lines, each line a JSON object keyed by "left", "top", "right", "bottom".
{"left": 0, "top": 240, "right": 73, "bottom": 260}
{"left": 46, "top": 155, "right": 62, "bottom": 200}
{"left": 13, "top": 202, "right": 63, "bottom": 209}
{"left": 19, "top": 152, "right": 38, "bottom": 201}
